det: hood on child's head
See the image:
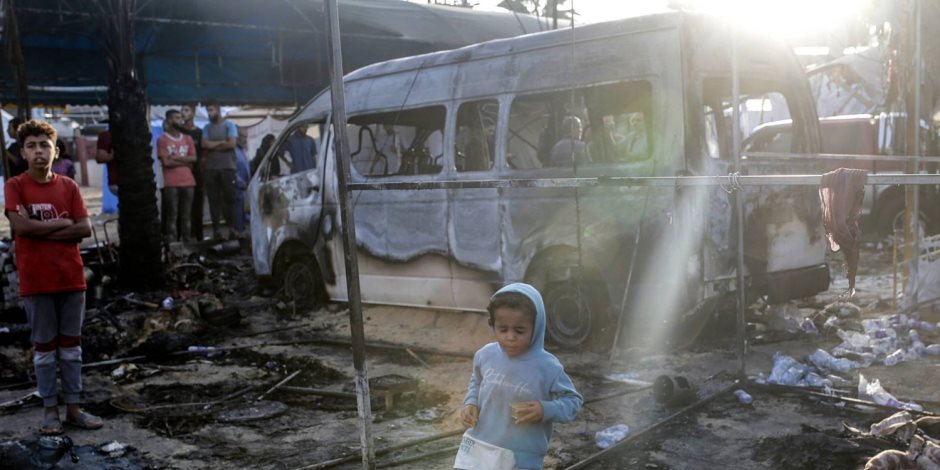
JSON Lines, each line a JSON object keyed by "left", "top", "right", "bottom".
{"left": 491, "top": 283, "right": 547, "bottom": 352}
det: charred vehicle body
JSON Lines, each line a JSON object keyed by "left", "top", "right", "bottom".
{"left": 250, "top": 10, "right": 830, "bottom": 348}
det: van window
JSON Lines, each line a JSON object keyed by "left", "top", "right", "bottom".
{"left": 263, "top": 124, "right": 321, "bottom": 181}
{"left": 703, "top": 78, "right": 794, "bottom": 158}
{"left": 506, "top": 80, "right": 652, "bottom": 170}
{"left": 348, "top": 106, "right": 446, "bottom": 177}
{"left": 455, "top": 100, "right": 498, "bottom": 172}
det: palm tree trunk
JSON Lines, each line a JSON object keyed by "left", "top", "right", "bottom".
{"left": 107, "top": 0, "right": 163, "bottom": 289}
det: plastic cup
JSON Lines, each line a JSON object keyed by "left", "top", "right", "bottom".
{"left": 511, "top": 402, "right": 528, "bottom": 421}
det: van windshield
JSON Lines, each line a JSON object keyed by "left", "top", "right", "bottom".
{"left": 703, "top": 78, "right": 796, "bottom": 159}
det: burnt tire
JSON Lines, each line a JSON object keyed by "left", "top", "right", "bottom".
{"left": 544, "top": 281, "right": 610, "bottom": 349}
{"left": 279, "top": 254, "right": 325, "bottom": 309}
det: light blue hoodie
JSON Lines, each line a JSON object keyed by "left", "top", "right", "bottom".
{"left": 463, "top": 283, "right": 583, "bottom": 469}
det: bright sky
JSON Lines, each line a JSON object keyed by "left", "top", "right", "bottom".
{"left": 472, "top": 0, "right": 667, "bottom": 25}
{"left": 471, "top": 0, "right": 866, "bottom": 40}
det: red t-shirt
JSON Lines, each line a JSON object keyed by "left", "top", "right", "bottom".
{"left": 157, "top": 133, "right": 197, "bottom": 187}
{"left": 97, "top": 130, "right": 118, "bottom": 186}
{"left": 4, "top": 174, "right": 89, "bottom": 296}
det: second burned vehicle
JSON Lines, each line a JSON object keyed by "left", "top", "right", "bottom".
{"left": 249, "top": 10, "right": 830, "bottom": 349}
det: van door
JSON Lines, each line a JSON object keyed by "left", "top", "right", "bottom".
{"left": 450, "top": 99, "right": 502, "bottom": 308}
{"left": 699, "top": 78, "right": 829, "bottom": 302}
{"left": 342, "top": 106, "right": 454, "bottom": 308}
{"left": 252, "top": 123, "right": 324, "bottom": 279}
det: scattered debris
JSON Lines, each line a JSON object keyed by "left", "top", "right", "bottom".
{"left": 653, "top": 375, "right": 696, "bottom": 408}
{"left": 216, "top": 400, "right": 289, "bottom": 423}
{"left": 595, "top": 424, "right": 631, "bottom": 449}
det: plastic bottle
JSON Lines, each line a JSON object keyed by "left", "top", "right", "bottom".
{"left": 909, "top": 320, "right": 937, "bottom": 332}
{"left": 595, "top": 424, "right": 630, "bottom": 449}
{"left": 862, "top": 318, "right": 888, "bottom": 334}
{"left": 768, "top": 353, "right": 807, "bottom": 386}
{"left": 809, "top": 349, "right": 859, "bottom": 373}
{"left": 801, "top": 318, "right": 819, "bottom": 335}
{"left": 837, "top": 330, "right": 871, "bottom": 349}
{"left": 803, "top": 372, "right": 834, "bottom": 389}
{"left": 909, "top": 330, "right": 926, "bottom": 356}
{"left": 161, "top": 297, "right": 175, "bottom": 310}
{"left": 870, "top": 337, "right": 897, "bottom": 357}
{"left": 734, "top": 389, "right": 753, "bottom": 405}
{"left": 187, "top": 345, "right": 220, "bottom": 358}
{"left": 871, "top": 328, "right": 897, "bottom": 339}
{"left": 887, "top": 313, "right": 908, "bottom": 328}
{"left": 884, "top": 349, "right": 906, "bottom": 367}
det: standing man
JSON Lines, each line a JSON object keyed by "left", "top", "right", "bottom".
{"left": 233, "top": 128, "right": 251, "bottom": 238}
{"left": 179, "top": 103, "right": 205, "bottom": 240}
{"left": 157, "top": 110, "right": 197, "bottom": 242}
{"left": 284, "top": 126, "right": 317, "bottom": 174}
{"left": 5, "top": 117, "right": 27, "bottom": 178}
{"left": 201, "top": 101, "right": 238, "bottom": 240}
{"left": 94, "top": 123, "right": 118, "bottom": 195}
{"left": 4, "top": 120, "right": 103, "bottom": 434}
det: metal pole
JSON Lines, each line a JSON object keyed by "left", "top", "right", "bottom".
{"left": 909, "top": 0, "right": 922, "bottom": 303}
{"left": 324, "top": 0, "right": 375, "bottom": 468}
{"left": 346, "top": 173, "right": 940, "bottom": 191}
{"left": 731, "top": 23, "right": 746, "bottom": 378}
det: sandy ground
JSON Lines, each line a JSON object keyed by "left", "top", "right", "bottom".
{"left": 1, "top": 244, "right": 938, "bottom": 469}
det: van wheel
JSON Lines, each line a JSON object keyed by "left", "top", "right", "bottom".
{"left": 279, "top": 254, "right": 325, "bottom": 309}
{"left": 544, "top": 282, "right": 608, "bottom": 349}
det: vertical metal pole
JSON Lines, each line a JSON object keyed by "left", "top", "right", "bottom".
{"left": 324, "top": 1, "right": 375, "bottom": 469}
{"left": 731, "top": 24, "right": 747, "bottom": 377}
{"left": 909, "top": 0, "right": 922, "bottom": 303}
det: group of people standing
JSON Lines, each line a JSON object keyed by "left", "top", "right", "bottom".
{"left": 96, "top": 101, "right": 250, "bottom": 243}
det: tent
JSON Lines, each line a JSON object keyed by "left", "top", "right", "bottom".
{"left": 1, "top": 0, "right": 544, "bottom": 106}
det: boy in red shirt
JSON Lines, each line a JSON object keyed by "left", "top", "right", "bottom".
{"left": 4, "top": 120, "right": 103, "bottom": 435}
{"left": 158, "top": 109, "right": 197, "bottom": 242}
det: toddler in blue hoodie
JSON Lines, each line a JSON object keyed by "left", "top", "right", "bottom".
{"left": 455, "top": 283, "right": 582, "bottom": 470}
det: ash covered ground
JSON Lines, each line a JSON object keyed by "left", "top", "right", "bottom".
{"left": 1, "top": 242, "right": 939, "bottom": 469}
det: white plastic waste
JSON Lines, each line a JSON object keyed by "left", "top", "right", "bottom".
{"left": 908, "top": 330, "right": 927, "bottom": 356}
{"left": 595, "top": 424, "right": 630, "bottom": 449}
{"left": 733, "top": 389, "right": 753, "bottom": 405}
{"left": 861, "top": 318, "right": 888, "bottom": 334}
{"left": 926, "top": 344, "right": 940, "bottom": 356}
{"left": 767, "top": 353, "right": 808, "bottom": 386}
{"left": 858, "top": 373, "right": 923, "bottom": 412}
{"left": 883, "top": 349, "right": 907, "bottom": 367}
{"left": 800, "top": 318, "right": 819, "bottom": 335}
{"left": 837, "top": 329, "right": 871, "bottom": 349}
{"left": 809, "top": 349, "right": 860, "bottom": 374}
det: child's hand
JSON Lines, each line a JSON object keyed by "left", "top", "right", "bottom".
{"left": 512, "top": 401, "right": 543, "bottom": 425}
{"left": 460, "top": 405, "right": 479, "bottom": 428}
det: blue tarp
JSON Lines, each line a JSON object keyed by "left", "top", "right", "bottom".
{"left": 1, "top": 0, "right": 543, "bottom": 106}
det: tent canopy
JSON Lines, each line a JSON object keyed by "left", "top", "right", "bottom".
{"left": 1, "top": 0, "right": 543, "bottom": 106}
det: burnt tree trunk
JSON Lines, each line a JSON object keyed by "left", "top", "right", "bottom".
{"left": 3, "top": 0, "right": 31, "bottom": 119}
{"left": 107, "top": 0, "right": 163, "bottom": 289}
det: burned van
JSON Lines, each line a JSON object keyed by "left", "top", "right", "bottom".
{"left": 250, "top": 10, "right": 830, "bottom": 348}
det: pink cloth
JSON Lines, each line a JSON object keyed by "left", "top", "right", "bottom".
{"left": 819, "top": 168, "right": 868, "bottom": 293}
